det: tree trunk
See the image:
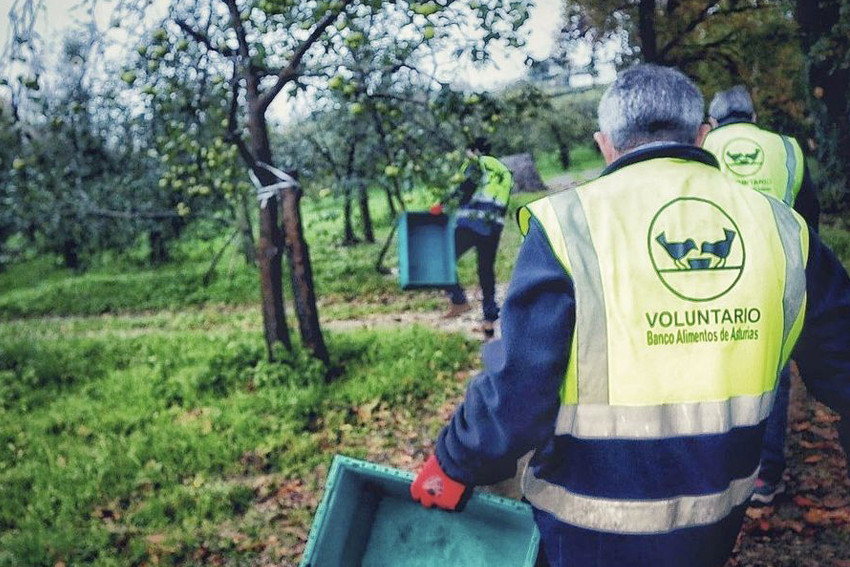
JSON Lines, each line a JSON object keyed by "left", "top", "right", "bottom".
{"left": 248, "top": 104, "right": 292, "bottom": 356}
{"left": 359, "top": 181, "right": 375, "bottom": 243}
{"left": 280, "top": 173, "right": 330, "bottom": 366}
{"left": 237, "top": 191, "right": 256, "bottom": 266}
{"left": 342, "top": 144, "right": 357, "bottom": 245}
{"left": 796, "top": 0, "right": 850, "bottom": 210}
{"left": 638, "top": 0, "right": 658, "bottom": 63}
{"left": 149, "top": 229, "right": 169, "bottom": 265}
{"left": 343, "top": 180, "right": 356, "bottom": 245}
{"left": 384, "top": 184, "right": 397, "bottom": 217}
{"left": 499, "top": 153, "right": 547, "bottom": 193}
{"left": 549, "top": 123, "right": 571, "bottom": 169}
{"left": 62, "top": 238, "right": 80, "bottom": 270}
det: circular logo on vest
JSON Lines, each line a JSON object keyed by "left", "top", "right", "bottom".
{"left": 648, "top": 198, "right": 745, "bottom": 302}
{"left": 722, "top": 137, "right": 765, "bottom": 177}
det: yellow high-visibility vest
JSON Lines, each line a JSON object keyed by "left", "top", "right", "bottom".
{"left": 703, "top": 122, "right": 805, "bottom": 206}
{"left": 516, "top": 156, "right": 809, "bottom": 534}
{"left": 518, "top": 157, "right": 807, "bottom": 411}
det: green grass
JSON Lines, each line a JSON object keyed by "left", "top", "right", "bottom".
{"left": 534, "top": 144, "right": 605, "bottom": 181}
{"left": 821, "top": 221, "right": 850, "bottom": 270}
{"left": 0, "top": 323, "right": 478, "bottom": 566}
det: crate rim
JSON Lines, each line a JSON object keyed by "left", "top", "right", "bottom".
{"left": 299, "top": 454, "right": 540, "bottom": 566}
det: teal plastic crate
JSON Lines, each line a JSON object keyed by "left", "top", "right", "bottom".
{"left": 300, "top": 455, "right": 540, "bottom": 567}
{"left": 398, "top": 212, "right": 458, "bottom": 289}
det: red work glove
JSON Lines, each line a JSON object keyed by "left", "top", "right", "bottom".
{"left": 410, "top": 455, "right": 469, "bottom": 511}
{"left": 429, "top": 202, "right": 443, "bottom": 215}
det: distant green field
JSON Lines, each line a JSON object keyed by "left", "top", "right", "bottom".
{"left": 0, "top": 151, "right": 602, "bottom": 320}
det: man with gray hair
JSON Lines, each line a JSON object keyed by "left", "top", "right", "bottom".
{"left": 703, "top": 85, "right": 821, "bottom": 506}
{"left": 704, "top": 85, "right": 820, "bottom": 229}
{"left": 410, "top": 64, "right": 850, "bottom": 566}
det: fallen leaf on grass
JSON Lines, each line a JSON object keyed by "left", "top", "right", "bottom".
{"left": 821, "top": 495, "right": 850, "bottom": 509}
{"left": 803, "top": 507, "right": 850, "bottom": 525}
{"left": 772, "top": 518, "right": 805, "bottom": 533}
{"left": 793, "top": 495, "right": 819, "bottom": 508}
{"left": 814, "top": 408, "right": 840, "bottom": 424}
{"left": 809, "top": 425, "right": 839, "bottom": 440}
{"left": 798, "top": 440, "right": 837, "bottom": 450}
{"left": 746, "top": 507, "right": 773, "bottom": 520}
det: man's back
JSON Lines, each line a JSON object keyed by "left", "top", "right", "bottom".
{"left": 517, "top": 145, "right": 806, "bottom": 565}
{"left": 703, "top": 122, "right": 804, "bottom": 205}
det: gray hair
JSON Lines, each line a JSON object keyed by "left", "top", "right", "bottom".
{"left": 598, "top": 64, "right": 705, "bottom": 152}
{"left": 708, "top": 85, "right": 755, "bottom": 124}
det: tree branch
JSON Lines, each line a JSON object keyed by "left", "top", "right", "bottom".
{"left": 175, "top": 18, "right": 235, "bottom": 57}
{"left": 658, "top": 1, "right": 718, "bottom": 61}
{"left": 85, "top": 206, "right": 182, "bottom": 220}
{"left": 658, "top": 1, "right": 769, "bottom": 61}
{"left": 222, "top": 57, "right": 256, "bottom": 168}
{"left": 257, "top": 1, "right": 355, "bottom": 111}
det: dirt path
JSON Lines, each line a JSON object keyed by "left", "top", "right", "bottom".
{"left": 731, "top": 370, "right": 850, "bottom": 566}
{"left": 324, "top": 283, "right": 510, "bottom": 342}
{"left": 314, "top": 285, "right": 850, "bottom": 565}
{"left": 544, "top": 167, "right": 604, "bottom": 192}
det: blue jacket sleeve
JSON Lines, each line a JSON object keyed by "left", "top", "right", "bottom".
{"left": 793, "top": 227, "right": 850, "bottom": 457}
{"left": 793, "top": 164, "right": 820, "bottom": 233}
{"left": 435, "top": 218, "right": 575, "bottom": 485}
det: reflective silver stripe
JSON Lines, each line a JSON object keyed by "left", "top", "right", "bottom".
{"left": 455, "top": 209, "right": 505, "bottom": 225}
{"left": 549, "top": 191, "right": 609, "bottom": 403}
{"left": 468, "top": 194, "right": 508, "bottom": 207}
{"left": 767, "top": 198, "right": 806, "bottom": 356}
{"left": 522, "top": 467, "right": 759, "bottom": 534}
{"left": 555, "top": 391, "right": 775, "bottom": 438}
{"left": 781, "top": 137, "right": 797, "bottom": 205}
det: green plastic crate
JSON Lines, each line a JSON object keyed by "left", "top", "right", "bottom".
{"left": 397, "top": 211, "right": 458, "bottom": 289}
{"left": 300, "top": 455, "right": 540, "bottom": 567}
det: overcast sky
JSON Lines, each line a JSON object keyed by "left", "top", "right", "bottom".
{"left": 1, "top": 0, "right": 565, "bottom": 83}
{"left": 0, "top": 0, "right": 592, "bottom": 123}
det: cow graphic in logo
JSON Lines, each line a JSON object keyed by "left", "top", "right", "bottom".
{"left": 649, "top": 198, "right": 745, "bottom": 301}
{"left": 722, "top": 138, "right": 765, "bottom": 177}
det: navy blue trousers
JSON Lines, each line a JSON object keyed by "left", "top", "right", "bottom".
{"left": 447, "top": 226, "right": 501, "bottom": 321}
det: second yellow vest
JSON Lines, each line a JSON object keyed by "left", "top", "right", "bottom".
{"left": 703, "top": 122, "right": 805, "bottom": 206}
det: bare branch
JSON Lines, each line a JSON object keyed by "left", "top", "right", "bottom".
{"left": 222, "top": 0, "right": 250, "bottom": 60}
{"left": 175, "top": 18, "right": 235, "bottom": 57}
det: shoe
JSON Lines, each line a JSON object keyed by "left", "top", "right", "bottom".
{"left": 750, "top": 478, "right": 785, "bottom": 505}
{"left": 481, "top": 320, "right": 495, "bottom": 338}
{"left": 442, "top": 302, "right": 472, "bottom": 319}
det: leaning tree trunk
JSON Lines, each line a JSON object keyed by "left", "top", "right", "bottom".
{"left": 247, "top": 104, "right": 291, "bottom": 356}
{"left": 383, "top": 184, "right": 397, "bottom": 217}
{"left": 280, "top": 173, "right": 330, "bottom": 366}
